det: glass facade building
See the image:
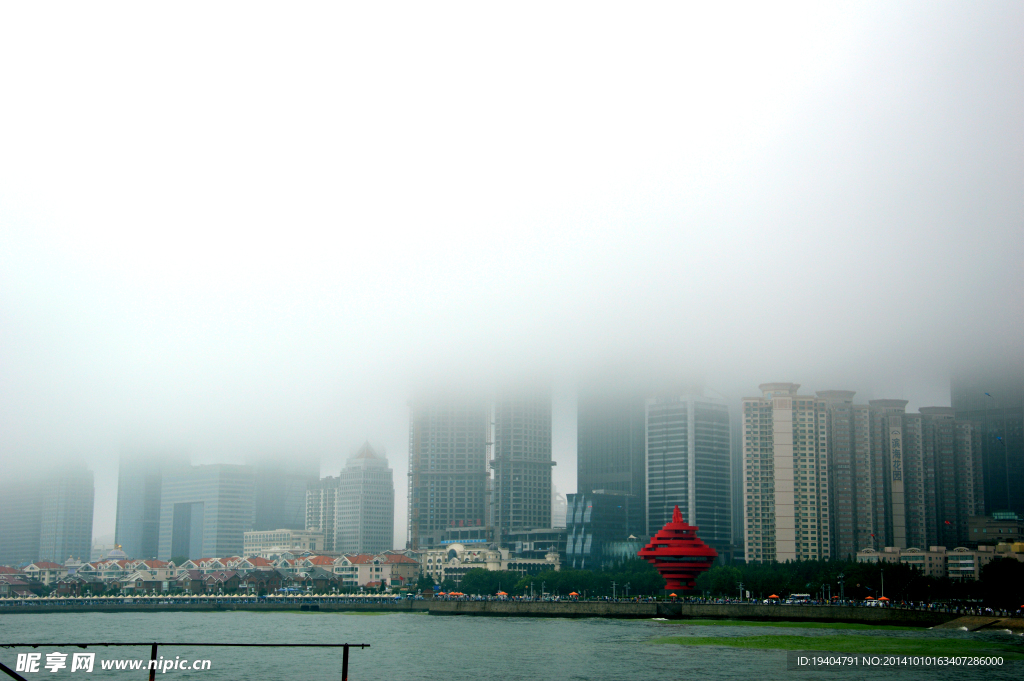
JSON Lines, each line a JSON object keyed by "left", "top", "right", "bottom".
{"left": 157, "top": 464, "right": 256, "bottom": 560}
{"left": 646, "top": 395, "right": 731, "bottom": 550}
{"left": 565, "top": 491, "right": 645, "bottom": 569}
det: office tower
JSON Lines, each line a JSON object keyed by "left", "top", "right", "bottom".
{"left": 951, "top": 368, "right": 1024, "bottom": 516}
{"left": 336, "top": 443, "right": 394, "bottom": 554}
{"left": 0, "top": 480, "right": 44, "bottom": 566}
{"left": 817, "top": 391, "right": 873, "bottom": 560}
{"left": 646, "top": 395, "right": 731, "bottom": 550}
{"left": 577, "top": 387, "right": 647, "bottom": 509}
{"left": 306, "top": 476, "right": 341, "bottom": 552}
{"left": 157, "top": 465, "right": 256, "bottom": 560}
{"left": 407, "top": 397, "right": 489, "bottom": 549}
{"left": 742, "top": 384, "right": 831, "bottom": 563}
{"left": 492, "top": 389, "right": 553, "bottom": 539}
{"left": 251, "top": 458, "right": 320, "bottom": 532}
{"left": 37, "top": 467, "right": 95, "bottom": 563}
{"left": 565, "top": 490, "right": 645, "bottom": 569}
{"left": 115, "top": 451, "right": 188, "bottom": 560}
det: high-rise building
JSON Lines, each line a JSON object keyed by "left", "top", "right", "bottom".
{"left": 951, "top": 368, "right": 1024, "bottom": 517}
{"left": 868, "top": 399, "right": 927, "bottom": 550}
{"left": 577, "top": 388, "right": 647, "bottom": 508}
{"left": 336, "top": 443, "right": 394, "bottom": 554}
{"left": 157, "top": 465, "right": 256, "bottom": 560}
{"left": 0, "top": 480, "right": 44, "bottom": 566}
{"left": 305, "top": 476, "right": 341, "bottom": 552}
{"left": 407, "top": 397, "right": 490, "bottom": 549}
{"left": 742, "top": 383, "right": 831, "bottom": 563}
{"left": 818, "top": 391, "right": 873, "bottom": 560}
{"left": 37, "top": 467, "right": 94, "bottom": 563}
{"left": 645, "top": 395, "right": 731, "bottom": 550}
{"left": 115, "top": 451, "right": 188, "bottom": 560}
{"left": 251, "top": 458, "right": 320, "bottom": 532}
{"left": 492, "top": 389, "right": 553, "bottom": 539}
{"left": 918, "top": 407, "right": 980, "bottom": 548}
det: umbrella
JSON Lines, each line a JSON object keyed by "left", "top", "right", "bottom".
{"left": 568, "top": 592, "right": 578, "bottom": 596}
{"left": 497, "top": 591, "right": 508, "bottom": 596}
{"left": 878, "top": 596, "right": 890, "bottom": 601}
{"left": 437, "top": 592, "right": 446, "bottom": 596}
{"left": 865, "top": 596, "right": 875, "bottom": 600}
{"left": 669, "top": 593, "right": 678, "bottom": 598}
{"left": 768, "top": 594, "right": 779, "bottom": 599}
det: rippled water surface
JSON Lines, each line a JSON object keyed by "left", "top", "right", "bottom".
{"left": 1, "top": 612, "right": 1021, "bottom": 680}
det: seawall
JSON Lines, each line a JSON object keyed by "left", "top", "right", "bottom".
{"left": 0, "top": 601, "right": 430, "bottom": 615}
{"left": 427, "top": 601, "right": 956, "bottom": 627}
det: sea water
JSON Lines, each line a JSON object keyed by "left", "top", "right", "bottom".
{"left": 0, "top": 611, "right": 1020, "bottom": 680}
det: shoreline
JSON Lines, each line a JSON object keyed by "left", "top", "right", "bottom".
{"left": 2, "top": 600, "right": 998, "bottom": 628}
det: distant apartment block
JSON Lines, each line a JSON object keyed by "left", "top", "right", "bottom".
{"left": 951, "top": 366, "right": 1024, "bottom": 517}
{"left": 743, "top": 384, "right": 831, "bottom": 563}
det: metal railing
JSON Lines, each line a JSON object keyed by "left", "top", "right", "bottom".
{"left": 0, "top": 642, "right": 369, "bottom": 681}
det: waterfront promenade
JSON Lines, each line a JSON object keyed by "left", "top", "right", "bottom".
{"left": 2, "top": 596, "right": 1006, "bottom": 627}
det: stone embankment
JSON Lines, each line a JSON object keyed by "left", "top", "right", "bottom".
{"left": 0, "top": 601, "right": 430, "bottom": 615}
{"left": 427, "top": 601, "right": 957, "bottom": 627}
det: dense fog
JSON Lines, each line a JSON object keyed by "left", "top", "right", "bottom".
{"left": 1, "top": 3, "right": 1021, "bottom": 546}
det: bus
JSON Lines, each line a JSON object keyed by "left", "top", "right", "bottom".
{"left": 788, "top": 593, "right": 811, "bottom": 603}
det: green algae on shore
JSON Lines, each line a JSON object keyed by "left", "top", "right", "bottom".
{"left": 664, "top": 619, "right": 919, "bottom": 631}
{"left": 649, "top": 634, "right": 1024, "bottom": 660}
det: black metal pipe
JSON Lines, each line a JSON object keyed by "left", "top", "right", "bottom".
{"left": 148, "top": 643, "right": 158, "bottom": 681}
{"left": 0, "top": 660, "right": 29, "bottom": 681}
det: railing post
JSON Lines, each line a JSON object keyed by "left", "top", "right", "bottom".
{"left": 148, "top": 643, "right": 158, "bottom": 681}
{"left": 342, "top": 644, "right": 349, "bottom": 681}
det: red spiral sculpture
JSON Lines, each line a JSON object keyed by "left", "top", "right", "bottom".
{"left": 638, "top": 505, "right": 719, "bottom": 592}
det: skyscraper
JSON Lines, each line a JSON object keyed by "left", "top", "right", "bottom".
{"left": 336, "top": 443, "right": 394, "bottom": 554}
{"left": 37, "top": 467, "right": 94, "bottom": 563}
{"left": 407, "top": 396, "right": 489, "bottom": 549}
{"left": 577, "top": 388, "right": 646, "bottom": 507}
{"left": 0, "top": 480, "right": 43, "bottom": 566}
{"left": 306, "top": 476, "right": 340, "bottom": 552}
{"left": 919, "top": 407, "right": 980, "bottom": 548}
{"left": 818, "top": 391, "right": 873, "bottom": 560}
{"left": 115, "top": 451, "right": 188, "bottom": 560}
{"left": 743, "top": 384, "right": 831, "bottom": 563}
{"left": 645, "top": 394, "right": 731, "bottom": 550}
{"left": 251, "top": 458, "right": 320, "bottom": 532}
{"left": 157, "top": 465, "right": 256, "bottom": 560}
{"left": 951, "top": 368, "right": 1024, "bottom": 517}
{"left": 492, "top": 388, "right": 553, "bottom": 538}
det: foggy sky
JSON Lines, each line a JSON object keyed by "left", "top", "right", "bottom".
{"left": 1, "top": 3, "right": 1022, "bottom": 547}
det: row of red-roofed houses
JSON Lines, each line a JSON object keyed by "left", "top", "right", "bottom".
{"left": 3, "top": 551, "right": 423, "bottom": 597}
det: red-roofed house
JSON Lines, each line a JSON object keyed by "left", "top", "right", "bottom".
{"left": 24, "top": 561, "right": 67, "bottom": 586}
